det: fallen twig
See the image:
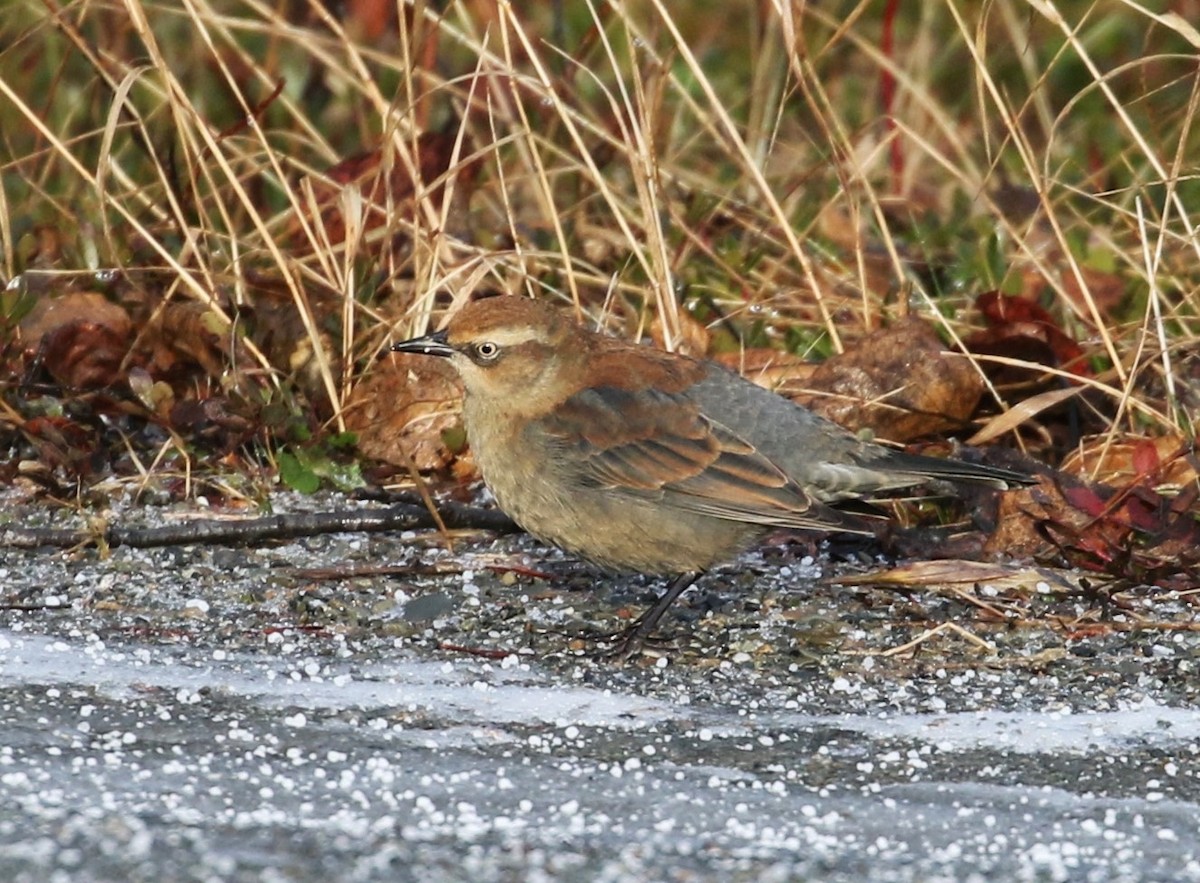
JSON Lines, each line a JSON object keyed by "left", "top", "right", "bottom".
{"left": 881, "top": 621, "right": 997, "bottom": 657}
{"left": 437, "top": 642, "right": 513, "bottom": 660}
{"left": 1, "top": 500, "right": 518, "bottom": 550}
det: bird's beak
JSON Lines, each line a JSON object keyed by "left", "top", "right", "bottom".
{"left": 390, "top": 328, "right": 454, "bottom": 358}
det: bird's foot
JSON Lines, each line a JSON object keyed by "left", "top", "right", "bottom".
{"left": 596, "top": 633, "right": 644, "bottom": 665}
{"left": 544, "top": 621, "right": 666, "bottom": 663}
{"left": 592, "top": 571, "right": 702, "bottom": 663}
{"left": 591, "top": 615, "right": 676, "bottom": 664}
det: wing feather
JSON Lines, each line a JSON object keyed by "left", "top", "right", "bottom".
{"left": 541, "top": 386, "right": 865, "bottom": 533}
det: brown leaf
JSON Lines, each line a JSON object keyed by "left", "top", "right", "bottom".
{"left": 21, "top": 415, "right": 96, "bottom": 474}
{"left": 786, "top": 317, "right": 985, "bottom": 442}
{"left": 151, "top": 300, "right": 231, "bottom": 380}
{"left": 714, "top": 348, "right": 819, "bottom": 391}
{"left": 41, "top": 321, "right": 131, "bottom": 389}
{"left": 343, "top": 0, "right": 396, "bottom": 41}
{"left": 650, "top": 309, "right": 710, "bottom": 358}
{"left": 989, "top": 469, "right": 1200, "bottom": 583}
{"left": 1060, "top": 484, "right": 1107, "bottom": 518}
{"left": 828, "top": 559, "right": 1082, "bottom": 593}
{"left": 20, "top": 225, "right": 69, "bottom": 269}
{"left": 968, "top": 386, "right": 1082, "bottom": 446}
{"left": 237, "top": 272, "right": 342, "bottom": 408}
{"left": 20, "top": 291, "right": 131, "bottom": 348}
{"left": 984, "top": 476, "right": 1102, "bottom": 559}
{"left": 1132, "top": 439, "right": 1161, "bottom": 476}
{"left": 21, "top": 292, "right": 133, "bottom": 389}
{"left": 814, "top": 201, "right": 923, "bottom": 298}
{"left": 168, "top": 397, "right": 255, "bottom": 448}
{"left": 1061, "top": 266, "right": 1127, "bottom": 319}
{"left": 345, "top": 351, "right": 470, "bottom": 474}
{"left": 1060, "top": 434, "right": 1198, "bottom": 491}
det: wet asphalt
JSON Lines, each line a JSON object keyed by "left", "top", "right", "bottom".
{"left": 1, "top": 492, "right": 1198, "bottom": 882}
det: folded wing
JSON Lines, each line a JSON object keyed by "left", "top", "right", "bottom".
{"left": 541, "top": 386, "right": 870, "bottom": 533}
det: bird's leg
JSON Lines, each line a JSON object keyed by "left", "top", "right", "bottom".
{"left": 602, "top": 571, "right": 701, "bottom": 662}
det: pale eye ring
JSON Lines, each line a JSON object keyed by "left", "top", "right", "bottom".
{"left": 473, "top": 341, "right": 501, "bottom": 361}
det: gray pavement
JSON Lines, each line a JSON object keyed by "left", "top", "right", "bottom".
{"left": 1, "top": 495, "right": 1198, "bottom": 882}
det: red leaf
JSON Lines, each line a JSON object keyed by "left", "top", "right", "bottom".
{"left": 1119, "top": 493, "right": 1164, "bottom": 533}
{"left": 1062, "top": 484, "right": 1108, "bottom": 517}
{"left": 1131, "top": 439, "right": 1161, "bottom": 477}
{"left": 972, "top": 291, "right": 1091, "bottom": 377}
{"left": 1072, "top": 533, "right": 1115, "bottom": 564}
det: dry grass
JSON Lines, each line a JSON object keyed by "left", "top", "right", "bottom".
{"left": 1, "top": 0, "right": 1198, "bottom": 469}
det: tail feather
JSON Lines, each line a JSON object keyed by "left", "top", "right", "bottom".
{"left": 876, "top": 450, "right": 1035, "bottom": 489}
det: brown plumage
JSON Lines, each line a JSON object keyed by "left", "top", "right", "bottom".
{"left": 392, "top": 296, "right": 1029, "bottom": 657}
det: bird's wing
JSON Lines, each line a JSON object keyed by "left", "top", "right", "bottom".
{"left": 684, "top": 366, "right": 1033, "bottom": 498}
{"left": 540, "top": 386, "right": 866, "bottom": 533}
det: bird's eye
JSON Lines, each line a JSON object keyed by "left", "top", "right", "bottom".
{"left": 473, "top": 341, "right": 501, "bottom": 361}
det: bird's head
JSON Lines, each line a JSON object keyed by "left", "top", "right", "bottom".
{"left": 391, "top": 297, "right": 579, "bottom": 407}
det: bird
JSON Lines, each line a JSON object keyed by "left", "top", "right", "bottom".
{"left": 391, "top": 295, "right": 1031, "bottom": 659}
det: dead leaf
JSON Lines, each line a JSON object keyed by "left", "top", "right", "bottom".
{"left": 814, "top": 201, "right": 922, "bottom": 301}
{"left": 167, "top": 397, "right": 254, "bottom": 448}
{"left": 343, "top": 0, "right": 396, "bottom": 40}
{"left": 785, "top": 317, "right": 985, "bottom": 442}
{"left": 1061, "top": 265, "right": 1127, "bottom": 319}
{"left": 966, "top": 290, "right": 1091, "bottom": 378}
{"left": 983, "top": 475, "right": 1099, "bottom": 560}
{"left": 20, "top": 291, "right": 131, "bottom": 347}
{"left": 985, "top": 470, "right": 1200, "bottom": 584}
{"left": 1060, "top": 434, "right": 1199, "bottom": 491}
{"left": 650, "top": 308, "right": 710, "bottom": 358}
{"left": 20, "top": 415, "right": 97, "bottom": 474}
{"left": 345, "top": 351, "right": 469, "bottom": 474}
{"left": 238, "top": 272, "right": 341, "bottom": 407}
{"left": 151, "top": 300, "right": 231, "bottom": 380}
{"left": 20, "top": 292, "right": 133, "bottom": 389}
{"left": 714, "top": 348, "right": 819, "bottom": 390}
{"left": 19, "top": 225, "right": 69, "bottom": 269}
{"left": 967, "top": 386, "right": 1082, "bottom": 446}
{"left": 828, "top": 559, "right": 1082, "bottom": 593}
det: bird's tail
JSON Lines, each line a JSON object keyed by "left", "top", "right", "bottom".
{"left": 880, "top": 450, "right": 1035, "bottom": 489}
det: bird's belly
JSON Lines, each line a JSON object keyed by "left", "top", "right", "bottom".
{"left": 498, "top": 480, "right": 758, "bottom": 574}
{"left": 468, "top": 425, "right": 756, "bottom": 573}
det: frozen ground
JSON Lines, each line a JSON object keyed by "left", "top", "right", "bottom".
{"left": 1, "top": 493, "right": 1198, "bottom": 882}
